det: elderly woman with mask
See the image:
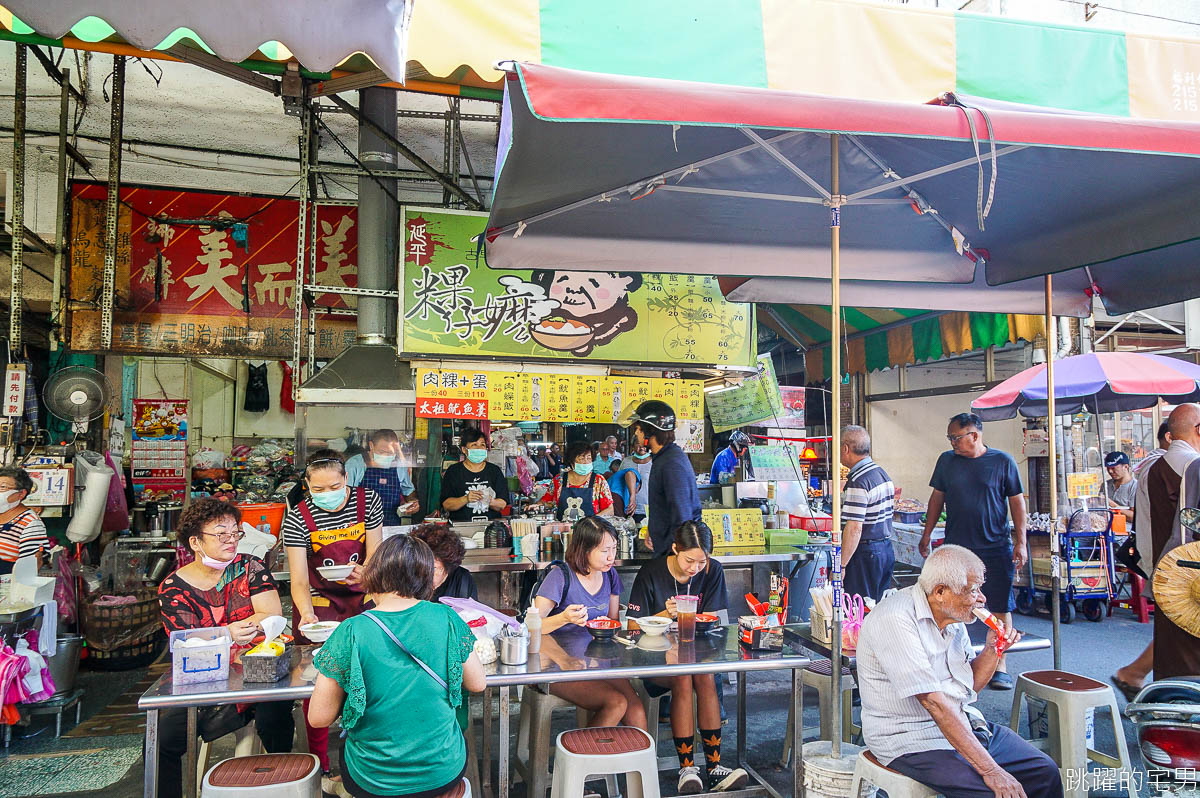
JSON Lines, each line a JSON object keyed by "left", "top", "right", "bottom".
{"left": 157, "top": 498, "right": 293, "bottom": 798}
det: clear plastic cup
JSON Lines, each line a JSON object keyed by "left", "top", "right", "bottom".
{"left": 675, "top": 594, "right": 699, "bottom": 642}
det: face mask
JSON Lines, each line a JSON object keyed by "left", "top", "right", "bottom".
{"left": 200, "top": 552, "right": 234, "bottom": 572}
{"left": 573, "top": 461, "right": 594, "bottom": 477}
{"left": 373, "top": 453, "right": 397, "bottom": 467}
{"left": 311, "top": 487, "right": 349, "bottom": 511}
{"left": 0, "top": 490, "right": 20, "bottom": 512}
{"left": 466, "top": 449, "right": 488, "bottom": 464}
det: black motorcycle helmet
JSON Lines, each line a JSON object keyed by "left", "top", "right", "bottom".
{"left": 729, "top": 430, "right": 751, "bottom": 449}
{"left": 627, "top": 400, "right": 676, "bottom": 432}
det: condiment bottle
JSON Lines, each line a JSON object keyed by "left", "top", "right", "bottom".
{"left": 526, "top": 606, "right": 542, "bottom": 654}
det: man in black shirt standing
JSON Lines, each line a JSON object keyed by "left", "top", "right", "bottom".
{"left": 627, "top": 401, "right": 702, "bottom": 556}
{"left": 920, "top": 412, "right": 1028, "bottom": 689}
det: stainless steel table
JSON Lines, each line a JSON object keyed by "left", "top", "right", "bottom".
{"left": 782, "top": 622, "right": 1052, "bottom": 661}
{"left": 139, "top": 633, "right": 813, "bottom": 798}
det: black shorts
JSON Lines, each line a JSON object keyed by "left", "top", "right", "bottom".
{"left": 977, "top": 548, "right": 1017, "bottom": 614}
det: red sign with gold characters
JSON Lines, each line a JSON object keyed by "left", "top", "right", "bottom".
{"left": 68, "top": 182, "right": 357, "bottom": 357}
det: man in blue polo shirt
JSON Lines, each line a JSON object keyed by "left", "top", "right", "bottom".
{"left": 920, "top": 412, "right": 1028, "bottom": 690}
{"left": 840, "top": 425, "right": 896, "bottom": 601}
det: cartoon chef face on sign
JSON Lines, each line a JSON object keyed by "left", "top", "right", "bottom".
{"left": 528, "top": 270, "right": 642, "bottom": 356}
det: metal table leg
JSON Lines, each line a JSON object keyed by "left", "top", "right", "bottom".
{"left": 185, "top": 707, "right": 198, "bottom": 798}
{"left": 498, "top": 686, "right": 511, "bottom": 798}
{"left": 144, "top": 709, "right": 159, "bottom": 798}
{"left": 482, "top": 687, "right": 493, "bottom": 798}
{"left": 737, "top": 671, "right": 747, "bottom": 765}
{"left": 792, "top": 668, "right": 805, "bottom": 798}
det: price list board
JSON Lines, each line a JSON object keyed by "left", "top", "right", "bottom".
{"left": 749, "top": 445, "right": 808, "bottom": 482}
{"left": 702, "top": 508, "right": 766, "bottom": 550}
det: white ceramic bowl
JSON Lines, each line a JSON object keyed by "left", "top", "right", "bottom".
{"left": 635, "top": 617, "right": 672, "bottom": 636}
{"left": 299, "top": 621, "right": 340, "bottom": 643}
{"left": 317, "top": 565, "right": 355, "bottom": 582}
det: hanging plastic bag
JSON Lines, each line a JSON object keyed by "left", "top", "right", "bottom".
{"left": 101, "top": 451, "right": 129, "bottom": 532}
{"left": 54, "top": 550, "right": 79, "bottom": 625}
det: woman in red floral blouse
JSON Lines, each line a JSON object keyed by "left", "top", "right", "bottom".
{"left": 155, "top": 498, "right": 294, "bottom": 798}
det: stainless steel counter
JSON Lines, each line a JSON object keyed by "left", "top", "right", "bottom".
{"left": 140, "top": 633, "right": 813, "bottom": 798}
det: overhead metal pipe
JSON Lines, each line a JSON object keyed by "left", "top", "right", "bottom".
{"left": 357, "top": 86, "right": 399, "bottom": 345}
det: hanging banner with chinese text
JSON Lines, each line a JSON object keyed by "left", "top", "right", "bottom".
{"left": 402, "top": 207, "right": 755, "bottom": 368}
{"left": 706, "top": 354, "right": 786, "bottom": 433}
{"left": 416, "top": 368, "right": 704, "bottom": 425}
{"left": 68, "top": 183, "right": 357, "bottom": 357}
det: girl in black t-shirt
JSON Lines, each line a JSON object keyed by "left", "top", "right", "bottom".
{"left": 627, "top": 522, "right": 745, "bottom": 794}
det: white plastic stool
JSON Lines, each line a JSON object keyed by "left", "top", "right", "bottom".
{"left": 200, "top": 753, "right": 320, "bottom": 798}
{"left": 551, "top": 727, "right": 660, "bottom": 798}
{"left": 1010, "top": 670, "right": 1135, "bottom": 798}
{"left": 849, "top": 750, "right": 941, "bottom": 798}
{"left": 779, "top": 659, "right": 859, "bottom": 766}
{"left": 197, "top": 723, "right": 262, "bottom": 788}
{"left": 515, "top": 687, "right": 621, "bottom": 798}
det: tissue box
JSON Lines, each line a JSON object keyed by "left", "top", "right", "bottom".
{"left": 11, "top": 575, "right": 54, "bottom": 606}
{"left": 170, "top": 627, "right": 232, "bottom": 685}
{"left": 242, "top": 646, "right": 294, "bottom": 683}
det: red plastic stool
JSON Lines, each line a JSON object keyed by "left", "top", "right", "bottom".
{"left": 1107, "top": 568, "right": 1153, "bottom": 623}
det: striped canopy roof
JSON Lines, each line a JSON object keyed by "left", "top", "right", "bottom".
{"left": 3, "top": 0, "right": 1199, "bottom": 118}
{"left": 763, "top": 306, "right": 1045, "bottom": 381}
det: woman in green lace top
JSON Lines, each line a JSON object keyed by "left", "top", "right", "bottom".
{"left": 310, "top": 534, "right": 487, "bottom": 798}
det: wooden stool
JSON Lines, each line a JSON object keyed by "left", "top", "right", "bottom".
{"left": 1010, "top": 670, "right": 1135, "bottom": 798}
{"left": 849, "top": 750, "right": 941, "bottom": 798}
{"left": 551, "top": 727, "right": 659, "bottom": 798}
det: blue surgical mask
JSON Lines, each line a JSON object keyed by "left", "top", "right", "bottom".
{"left": 466, "top": 449, "right": 488, "bottom": 464}
{"left": 573, "top": 461, "right": 594, "bottom": 477}
{"left": 374, "top": 453, "right": 397, "bottom": 467}
{"left": 311, "top": 487, "right": 348, "bottom": 511}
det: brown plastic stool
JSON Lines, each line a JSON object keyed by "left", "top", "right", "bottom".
{"left": 201, "top": 752, "right": 320, "bottom": 797}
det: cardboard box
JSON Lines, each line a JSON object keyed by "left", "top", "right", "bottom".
{"left": 1013, "top": 558, "right": 1109, "bottom": 593}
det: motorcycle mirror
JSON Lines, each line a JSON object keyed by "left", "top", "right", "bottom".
{"left": 1181, "top": 507, "right": 1200, "bottom": 533}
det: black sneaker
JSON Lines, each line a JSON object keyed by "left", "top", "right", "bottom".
{"left": 709, "top": 764, "right": 748, "bottom": 791}
{"left": 989, "top": 671, "right": 1014, "bottom": 690}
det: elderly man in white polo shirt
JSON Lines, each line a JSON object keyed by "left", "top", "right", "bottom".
{"left": 856, "top": 545, "right": 1062, "bottom": 798}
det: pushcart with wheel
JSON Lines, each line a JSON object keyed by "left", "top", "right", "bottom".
{"left": 1013, "top": 508, "right": 1117, "bottom": 623}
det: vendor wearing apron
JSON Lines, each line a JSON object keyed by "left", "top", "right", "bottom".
{"left": 542, "top": 440, "right": 615, "bottom": 523}
{"left": 282, "top": 448, "right": 383, "bottom": 779}
{"left": 345, "top": 429, "right": 417, "bottom": 526}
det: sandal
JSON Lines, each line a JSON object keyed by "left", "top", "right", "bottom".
{"left": 1111, "top": 675, "right": 1141, "bottom": 702}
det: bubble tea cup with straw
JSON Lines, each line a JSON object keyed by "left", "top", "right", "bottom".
{"left": 675, "top": 594, "right": 700, "bottom": 642}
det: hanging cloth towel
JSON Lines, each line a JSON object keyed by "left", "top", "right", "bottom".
{"left": 37, "top": 600, "right": 57, "bottom": 657}
{"left": 243, "top": 363, "right": 270, "bottom": 412}
{"left": 279, "top": 361, "right": 296, "bottom": 415}
{"left": 19, "top": 361, "right": 38, "bottom": 434}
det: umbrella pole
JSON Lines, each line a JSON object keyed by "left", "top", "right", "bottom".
{"left": 1046, "top": 275, "right": 1062, "bottom": 669}
{"left": 829, "top": 133, "right": 844, "bottom": 759}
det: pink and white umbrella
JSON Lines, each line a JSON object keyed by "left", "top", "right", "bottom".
{"left": 972, "top": 352, "right": 1200, "bottom": 421}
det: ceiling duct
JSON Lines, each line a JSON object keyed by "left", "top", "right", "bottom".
{"left": 298, "top": 87, "right": 413, "bottom": 405}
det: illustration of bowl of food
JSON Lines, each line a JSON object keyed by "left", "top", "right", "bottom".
{"left": 530, "top": 317, "right": 594, "bottom": 352}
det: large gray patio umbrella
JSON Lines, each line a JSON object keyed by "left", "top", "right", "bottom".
{"left": 484, "top": 62, "right": 1200, "bottom": 762}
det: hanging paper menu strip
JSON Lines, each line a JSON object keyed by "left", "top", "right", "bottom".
{"left": 416, "top": 368, "right": 704, "bottom": 423}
